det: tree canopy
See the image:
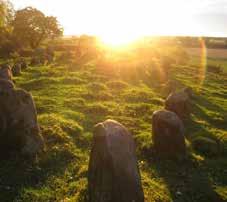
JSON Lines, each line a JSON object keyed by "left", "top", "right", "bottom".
{"left": 0, "top": 0, "right": 14, "bottom": 28}
{"left": 12, "top": 7, "right": 63, "bottom": 49}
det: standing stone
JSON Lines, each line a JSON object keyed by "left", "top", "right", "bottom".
{"left": 88, "top": 119, "right": 144, "bottom": 202}
{"left": 30, "top": 57, "right": 40, "bottom": 66}
{"left": 165, "top": 87, "right": 192, "bottom": 120}
{"left": 46, "top": 47, "right": 54, "bottom": 64}
{"left": 0, "top": 64, "right": 13, "bottom": 81}
{"left": 0, "top": 84, "right": 44, "bottom": 157}
{"left": 12, "top": 63, "right": 21, "bottom": 76}
{"left": 20, "top": 59, "right": 28, "bottom": 70}
{"left": 152, "top": 110, "right": 186, "bottom": 158}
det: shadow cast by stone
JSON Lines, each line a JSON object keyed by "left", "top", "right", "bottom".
{"left": 152, "top": 156, "right": 226, "bottom": 202}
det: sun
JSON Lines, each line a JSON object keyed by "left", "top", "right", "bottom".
{"left": 100, "top": 33, "right": 139, "bottom": 47}
{"left": 94, "top": 1, "right": 183, "bottom": 47}
{"left": 64, "top": 0, "right": 198, "bottom": 47}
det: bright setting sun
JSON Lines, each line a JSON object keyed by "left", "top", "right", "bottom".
{"left": 11, "top": 0, "right": 226, "bottom": 46}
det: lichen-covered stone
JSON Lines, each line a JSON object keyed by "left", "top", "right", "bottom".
{"left": 88, "top": 119, "right": 144, "bottom": 202}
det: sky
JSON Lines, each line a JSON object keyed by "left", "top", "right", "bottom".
{"left": 11, "top": 0, "right": 227, "bottom": 40}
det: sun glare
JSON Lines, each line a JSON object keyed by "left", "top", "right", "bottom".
{"left": 12, "top": 0, "right": 216, "bottom": 38}
{"left": 100, "top": 34, "right": 139, "bottom": 47}
{"left": 90, "top": 0, "right": 194, "bottom": 47}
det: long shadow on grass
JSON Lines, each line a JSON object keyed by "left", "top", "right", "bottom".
{"left": 141, "top": 116, "right": 226, "bottom": 202}
{"left": 0, "top": 148, "right": 75, "bottom": 202}
{"left": 192, "top": 95, "right": 227, "bottom": 129}
{"left": 152, "top": 155, "right": 226, "bottom": 202}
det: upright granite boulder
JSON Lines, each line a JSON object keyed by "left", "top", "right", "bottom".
{"left": 152, "top": 110, "right": 186, "bottom": 158}
{"left": 0, "top": 81, "right": 44, "bottom": 157}
{"left": 88, "top": 119, "right": 144, "bottom": 202}
{"left": 12, "top": 63, "right": 21, "bottom": 76}
{"left": 0, "top": 64, "right": 13, "bottom": 81}
{"left": 30, "top": 57, "right": 40, "bottom": 66}
{"left": 20, "top": 59, "right": 28, "bottom": 70}
{"left": 165, "top": 87, "right": 193, "bottom": 120}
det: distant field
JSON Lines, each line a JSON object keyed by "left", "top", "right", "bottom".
{"left": 187, "top": 48, "right": 227, "bottom": 72}
{"left": 186, "top": 48, "right": 227, "bottom": 59}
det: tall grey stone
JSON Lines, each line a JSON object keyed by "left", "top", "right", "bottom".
{"left": 0, "top": 84, "right": 44, "bottom": 157}
{"left": 88, "top": 119, "right": 144, "bottom": 202}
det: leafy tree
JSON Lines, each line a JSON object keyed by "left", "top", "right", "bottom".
{"left": 12, "top": 7, "right": 63, "bottom": 49}
{"left": 0, "top": 0, "right": 14, "bottom": 57}
{"left": 0, "top": 0, "right": 14, "bottom": 28}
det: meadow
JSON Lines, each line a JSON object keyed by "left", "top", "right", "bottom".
{"left": 187, "top": 47, "right": 227, "bottom": 73}
{"left": 0, "top": 39, "right": 226, "bottom": 202}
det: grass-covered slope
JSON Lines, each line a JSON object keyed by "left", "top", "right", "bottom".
{"left": 0, "top": 58, "right": 226, "bottom": 202}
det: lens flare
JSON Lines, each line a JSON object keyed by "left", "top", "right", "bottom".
{"left": 198, "top": 37, "right": 207, "bottom": 88}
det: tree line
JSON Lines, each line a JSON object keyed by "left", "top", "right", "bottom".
{"left": 0, "top": 0, "right": 63, "bottom": 58}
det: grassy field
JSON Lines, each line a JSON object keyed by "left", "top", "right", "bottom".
{"left": 0, "top": 51, "right": 226, "bottom": 202}
{"left": 187, "top": 48, "right": 227, "bottom": 59}
{"left": 187, "top": 48, "right": 227, "bottom": 73}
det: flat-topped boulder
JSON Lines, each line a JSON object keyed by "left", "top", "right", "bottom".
{"left": 152, "top": 110, "right": 186, "bottom": 158}
{"left": 88, "top": 119, "right": 144, "bottom": 202}
{"left": 165, "top": 87, "right": 193, "bottom": 120}
{"left": 0, "top": 87, "right": 44, "bottom": 157}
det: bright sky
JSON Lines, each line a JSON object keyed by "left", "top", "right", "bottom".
{"left": 11, "top": 0, "right": 227, "bottom": 44}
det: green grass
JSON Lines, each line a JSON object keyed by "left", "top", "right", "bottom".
{"left": 0, "top": 54, "right": 226, "bottom": 202}
{"left": 190, "top": 56, "right": 227, "bottom": 73}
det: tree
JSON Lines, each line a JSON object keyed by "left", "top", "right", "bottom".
{"left": 0, "top": 0, "right": 14, "bottom": 57}
{"left": 0, "top": 0, "right": 14, "bottom": 28}
{"left": 12, "top": 7, "right": 63, "bottom": 49}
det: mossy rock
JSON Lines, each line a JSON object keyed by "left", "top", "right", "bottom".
{"left": 192, "top": 136, "right": 220, "bottom": 157}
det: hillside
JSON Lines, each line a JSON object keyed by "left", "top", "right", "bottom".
{"left": 0, "top": 51, "right": 226, "bottom": 202}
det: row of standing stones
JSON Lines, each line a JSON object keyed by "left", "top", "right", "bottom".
{"left": 88, "top": 89, "right": 192, "bottom": 202}
{"left": 0, "top": 50, "right": 55, "bottom": 156}
{"left": 0, "top": 61, "right": 192, "bottom": 201}
{"left": 0, "top": 63, "right": 44, "bottom": 157}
